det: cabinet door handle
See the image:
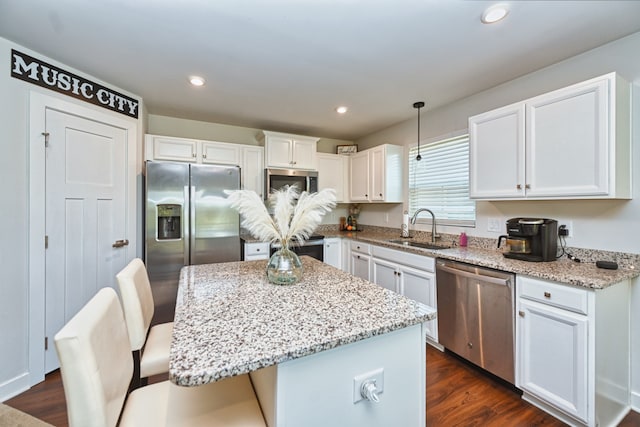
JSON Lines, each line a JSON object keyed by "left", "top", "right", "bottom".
{"left": 525, "top": 184, "right": 531, "bottom": 189}
{"left": 516, "top": 184, "right": 522, "bottom": 190}
{"left": 379, "top": 193, "right": 383, "bottom": 197}
{"left": 365, "top": 194, "right": 368, "bottom": 198}
{"left": 544, "top": 292, "right": 551, "bottom": 298}
{"left": 518, "top": 310, "right": 525, "bottom": 317}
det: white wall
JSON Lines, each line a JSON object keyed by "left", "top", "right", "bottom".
{"left": 0, "top": 37, "right": 143, "bottom": 401}
{"left": 356, "top": 30, "right": 640, "bottom": 410}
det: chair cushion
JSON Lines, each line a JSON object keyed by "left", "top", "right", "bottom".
{"left": 54, "top": 288, "right": 133, "bottom": 427}
{"left": 140, "top": 321, "right": 174, "bottom": 378}
{"left": 116, "top": 258, "right": 155, "bottom": 351}
{"left": 120, "top": 375, "right": 266, "bottom": 427}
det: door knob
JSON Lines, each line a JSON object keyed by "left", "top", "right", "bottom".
{"left": 112, "top": 239, "right": 129, "bottom": 248}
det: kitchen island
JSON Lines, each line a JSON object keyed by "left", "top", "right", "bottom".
{"left": 170, "top": 256, "right": 435, "bottom": 427}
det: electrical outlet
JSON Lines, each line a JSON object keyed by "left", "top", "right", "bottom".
{"left": 558, "top": 220, "right": 573, "bottom": 238}
{"left": 487, "top": 217, "right": 502, "bottom": 233}
{"left": 353, "top": 368, "right": 384, "bottom": 403}
{"left": 384, "top": 213, "right": 389, "bottom": 223}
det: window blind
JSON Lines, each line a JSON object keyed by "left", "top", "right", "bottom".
{"left": 408, "top": 134, "right": 476, "bottom": 226}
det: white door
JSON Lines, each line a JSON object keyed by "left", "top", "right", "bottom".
{"left": 350, "top": 252, "right": 370, "bottom": 281}
{"left": 525, "top": 78, "right": 608, "bottom": 198}
{"left": 349, "top": 151, "right": 369, "bottom": 201}
{"left": 266, "top": 136, "right": 293, "bottom": 168}
{"left": 369, "top": 146, "right": 385, "bottom": 201}
{"left": 517, "top": 298, "right": 588, "bottom": 422}
{"left": 469, "top": 104, "right": 526, "bottom": 199}
{"left": 399, "top": 265, "right": 437, "bottom": 342}
{"left": 371, "top": 258, "right": 398, "bottom": 292}
{"left": 291, "top": 139, "right": 316, "bottom": 169}
{"left": 44, "top": 108, "right": 129, "bottom": 372}
{"left": 241, "top": 146, "right": 264, "bottom": 198}
{"left": 322, "top": 238, "right": 341, "bottom": 269}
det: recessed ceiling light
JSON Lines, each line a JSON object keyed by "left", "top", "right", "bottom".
{"left": 336, "top": 106, "right": 348, "bottom": 114}
{"left": 189, "top": 76, "right": 205, "bottom": 87}
{"left": 482, "top": 4, "right": 509, "bottom": 24}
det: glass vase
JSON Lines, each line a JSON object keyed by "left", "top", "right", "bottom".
{"left": 266, "top": 246, "right": 303, "bottom": 285}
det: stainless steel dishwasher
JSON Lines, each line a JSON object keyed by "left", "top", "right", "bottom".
{"left": 436, "top": 259, "right": 516, "bottom": 384}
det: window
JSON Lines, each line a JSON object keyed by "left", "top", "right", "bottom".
{"left": 408, "top": 134, "right": 475, "bottom": 226}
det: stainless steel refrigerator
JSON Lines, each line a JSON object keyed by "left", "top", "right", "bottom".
{"left": 145, "top": 161, "right": 241, "bottom": 322}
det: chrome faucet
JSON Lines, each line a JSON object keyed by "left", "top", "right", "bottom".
{"left": 410, "top": 208, "right": 440, "bottom": 243}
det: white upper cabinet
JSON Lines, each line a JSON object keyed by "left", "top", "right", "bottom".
{"left": 469, "top": 73, "right": 631, "bottom": 200}
{"left": 316, "top": 153, "right": 349, "bottom": 202}
{"left": 349, "top": 144, "right": 403, "bottom": 203}
{"left": 241, "top": 146, "right": 264, "bottom": 198}
{"left": 261, "top": 131, "right": 318, "bottom": 170}
{"left": 201, "top": 141, "right": 241, "bottom": 165}
{"left": 145, "top": 134, "right": 263, "bottom": 196}
{"left": 147, "top": 135, "right": 198, "bottom": 162}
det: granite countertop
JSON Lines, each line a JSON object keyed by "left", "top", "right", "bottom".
{"left": 169, "top": 257, "right": 436, "bottom": 387}
{"left": 325, "top": 229, "right": 639, "bottom": 290}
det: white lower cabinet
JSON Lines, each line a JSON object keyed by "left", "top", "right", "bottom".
{"left": 340, "top": 238, "right": 350, "bottom": 273}
{"left": 371, "top": 245, "right": 437, "bottom": 343}
{"left": 371, "top": 257, "right": 398, "bottom": 292}
{"left": 243, "top": 242, "right": 270, "bottom": 261}
{"left": 323, "top": 237, "right": 341, "bottom": 269}
{"left": 518, "top": 297, "right": 588, "bottom": 421}
{"left": 349, "top": 242, "right": 371, "bottom": 281}
{"left": 516, "top": 276, "right": 630, "bottom": 427}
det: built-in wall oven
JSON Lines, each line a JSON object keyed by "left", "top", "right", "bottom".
{"left": 270, "top": 234, "right": 324, "bottom": 261}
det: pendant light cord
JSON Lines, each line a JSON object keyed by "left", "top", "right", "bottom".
{"left": 413, "top": 101, "right": 425, "bottom": 161}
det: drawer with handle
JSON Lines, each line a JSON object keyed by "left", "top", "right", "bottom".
{"left": 518, "top": 276, "right": 588, "bottom": 315}
{"left": 245, "top": 242, "right": 270, "bottom": 256}
{"left": 350, "top": 241, "right": 371, "bottom": 254}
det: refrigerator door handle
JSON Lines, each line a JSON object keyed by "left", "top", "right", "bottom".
{"left": 189, "top": 185, "right": 196, "bottom": 265}
{"left": 183, "top": 185, "right": 190, "bottom": 266}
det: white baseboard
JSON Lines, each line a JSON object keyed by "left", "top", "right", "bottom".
{"left": 0, "top": 372, "right": 30, "bottom": 402}
{"left": 631, "top": 389, "right": 640, "bottom": 413}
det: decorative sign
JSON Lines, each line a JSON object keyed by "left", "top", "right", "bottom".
{"left": 336, "top": 145, "right": 358, "bottom": 155}
{"left": 10, "top": 49, "right": 139, "bottom": 119}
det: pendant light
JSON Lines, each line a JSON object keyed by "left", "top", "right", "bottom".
{"left": 413, "top": 101, "right": 425, "bottom": 161}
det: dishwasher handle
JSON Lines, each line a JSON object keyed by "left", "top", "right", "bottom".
{"left": 437, "top": 263, "right": 512, "bottom": 287}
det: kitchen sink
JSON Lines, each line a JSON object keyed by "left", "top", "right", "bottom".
{"left": 386, "top": 239, "right": 451, "bottom": 250}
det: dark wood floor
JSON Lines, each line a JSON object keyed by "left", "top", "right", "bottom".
{"left": 6, "top": 346, "right": 640, "bottom": 426}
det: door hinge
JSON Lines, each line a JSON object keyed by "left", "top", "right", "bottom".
{"left": 42, "top": 132, "right": 50, "bottom": 147}
{"left": 45, "top": 336, "right": 48, "bottom": 350}
{"left": 45, "top": 235, "right": 49, "bottom": 249}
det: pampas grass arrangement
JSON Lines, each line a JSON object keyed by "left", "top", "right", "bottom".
{"left": 227, "top": 186, "right": 337, "bottom": 247}
{"left": 228, "top": 186, "right": 336, "bottom": 284}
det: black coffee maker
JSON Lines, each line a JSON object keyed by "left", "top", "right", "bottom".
{"left": 497, "top": 218, "right": 558, "bottom": 262}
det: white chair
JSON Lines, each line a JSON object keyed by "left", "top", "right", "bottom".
{"left": 116, "top": 258, "right": 173, "bottom": 384}
{"left": 54, "top": 287, "right": 266, "bottom": 427}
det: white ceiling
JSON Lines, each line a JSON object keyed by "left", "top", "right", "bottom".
{"left": 2, "top": 0, "right": 640, "bottom": 140}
